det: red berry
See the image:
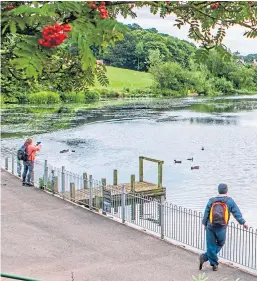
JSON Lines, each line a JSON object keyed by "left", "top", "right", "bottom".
{"left": 7, "top": 5, "right": 14, "bottom": 10}
{"left": 166, "top": 1, "right": 170, "bottom": 4}
{"left": 90, "top": 4, "right": 96, "bottom": 9}
{"left": 101, "top": 1, "right": 105, "bottom": 6}
{"left": 211, "top": 2, "right": 219, "bottom": 9}
{"left": 61, "top": 24, "right": 72, "bottom": 32}
{"left": 248, "top": 1, "right": 253, "bottom": 3}
{"left": 131, "top": 4, "right": 135, "bottom": 8}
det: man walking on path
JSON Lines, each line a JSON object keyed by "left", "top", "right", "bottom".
{"left": 199, "top": 183, "right": 248, "bottom": 271}
{"left": 21, "top": 138, "right": 42, "bottom": 186}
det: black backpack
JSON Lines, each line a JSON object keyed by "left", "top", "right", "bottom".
{"left": 17, "top": 145, "right": 29, "bottom": 161}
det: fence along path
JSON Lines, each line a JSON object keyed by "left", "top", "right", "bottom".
{"left": 2, "top": 155, "right": 257, "bottom": 272}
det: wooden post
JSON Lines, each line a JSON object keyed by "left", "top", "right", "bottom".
{"left": 54, "top": 176, "right": 58, "bottom": 193}
{"left": 139, "top": 157, "right": 143, "bottom": 182}
{"left": 158, "top": 162, "right": 163, "bottom": 188}
{"left": 83, "top": 172, "right": 88, "bottom": 189}
{"left": 130, "top": 174, "right": 135, "bottom": 192}
{"left": 113, "top": 169, "right": 118, "bottom": 186}
{"left": 70, "top": 183, "right": 75, "bottom": 201}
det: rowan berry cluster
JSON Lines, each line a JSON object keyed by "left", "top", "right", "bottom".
{"left": 38, "top": 23, "right": 72, "bottom": 48}
{"left": 88, "top": 1, "right": 108, "bottom": 19}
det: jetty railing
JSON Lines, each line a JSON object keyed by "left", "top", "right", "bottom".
{"left": 2, "top": 155, "right": 257, "bottom": 272}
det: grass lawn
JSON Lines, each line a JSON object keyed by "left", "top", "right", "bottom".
{"left": 95, "top": 66, "right": 153, "bottom": 90}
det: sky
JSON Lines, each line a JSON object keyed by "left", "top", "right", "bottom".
{"left": 117, "top": 8, "right": 257, "bottom": 56}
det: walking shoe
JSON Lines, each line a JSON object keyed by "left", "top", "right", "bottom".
{"left": 22, "top": 182, "right": 26, "bottom": 186}
{"left": 212, "top": 264, "right": 218, "bottom": 271}
{"left": 26, "top": 182, "right": 33, "bottom": 186}
{"left": 199, "top": 254, "right": 205, "bottom": 270}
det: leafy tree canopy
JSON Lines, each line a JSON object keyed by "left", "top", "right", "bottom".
{"left": 1, "top": 1, "right": 257, "bottom": 86}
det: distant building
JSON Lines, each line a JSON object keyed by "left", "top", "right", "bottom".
{"left": 96, "top": 60, "right": 104, "bottom": 65}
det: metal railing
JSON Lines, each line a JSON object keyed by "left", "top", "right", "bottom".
{"left": 0, "top": 272, "right": 44, "bottom": 281}
{"left": 2, "top": 155, "right": 257, "bottom": 272}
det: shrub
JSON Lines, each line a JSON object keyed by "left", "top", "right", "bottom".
{"left": 84, "top": 90, "right": 100, "bottom": 102}
{"left": 29, "top": 91, "right": 61, "bottom": 104}
{"left": 62, "top": 92, "right": 85, "bottom": 103}
{"left": 213, "top": 77, "right": 234, "bottom": 94}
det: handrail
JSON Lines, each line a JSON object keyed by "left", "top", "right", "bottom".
{"left": 0, "top": 272, "right": 44, "bottom": 281}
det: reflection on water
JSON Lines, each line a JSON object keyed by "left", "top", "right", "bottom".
{"left": 1, "top": 95, "right": 257, "bottom": 228}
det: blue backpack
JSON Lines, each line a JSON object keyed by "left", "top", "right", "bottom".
{"left": 17, "top": 145, "right": 29, "bottom": 161}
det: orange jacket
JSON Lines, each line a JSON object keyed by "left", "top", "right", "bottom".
{"left": 27, "top": 144, "right": 42, "bottom": 161}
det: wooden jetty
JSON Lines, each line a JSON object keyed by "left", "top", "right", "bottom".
{"left": 62, "top": 156, "right": 166, "bottom": 205}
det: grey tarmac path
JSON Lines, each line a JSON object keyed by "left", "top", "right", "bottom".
{"left": 1, "top": 169, "right": 256, "bottom": 281}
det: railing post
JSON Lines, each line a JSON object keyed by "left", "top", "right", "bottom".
{"left": 31, "top": 166, "right": 35, "bottom": 186}
{"left": 102, "top": 179, "right": 105, "bottom": 213}
{"left": 160, "top": 196, "right": 165, "bottom": 239}
{"left": 89, "top": 175, "right": 93, "bottom": 209}
{"left": 11, "top": 154, "right": 14, "bottom": 174}
{"left": 44, "top": 160, "right": 48, "bottom": 189}
{"left": 61, "top": 166, "right": 65, "bottom": 194}
{"left": 54, "top": 176, "right": 58, "bottom": 193}
{"left": 17, "top": 160, "right": 22, "bottom": 178}
{"left": 5, "top": 157, "right": 8, "bottom": 170}
{"left": 131, "top": 174, "right": 136, "bottom": 221}
{"left": 113, "top": 169, "right": 118, "bottom": 185}
{"left": 83, "top": 172, "right": 88, "bottom": 189}
{"left": 70, "top": 182, "right": 75, "bottom": 201}
{"left": 51, "top": 170, "right": 55, "bottom": 194}
{"left": 121, "top": 185, "right": 126, "bottom": 224}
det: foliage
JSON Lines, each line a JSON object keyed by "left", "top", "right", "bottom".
{"left": 212, "top": 77, "right": 234, "bottom": 94}
{"left": 192, "top": 273, "right": 208, "bottom": 281}
{"left": 100, "top": 27, "right": 195, "bottom": 70}
{"left": 1, "top": 1, "right": 256, "bottom": 88}
{"left": 85, "top": 91, "right": 100, "bottom": 102}
{"left": 62, "top": 92, "right": 85, "bottom": 103}
{"left": 29, "top": 91, "right": 61, "bottom": 104}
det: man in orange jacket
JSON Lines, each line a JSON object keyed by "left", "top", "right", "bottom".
{"left": 22, "top": 138, "right": 42, "bottom": 186}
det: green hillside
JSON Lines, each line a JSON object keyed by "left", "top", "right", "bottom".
{"left": 95, "top": 66, "right": 153, "bottom": 90}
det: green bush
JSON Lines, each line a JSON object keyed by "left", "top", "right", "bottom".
{"left": 213, "top": 77, "right": 234, "bottom": 94}
{"left": 62, "top": 92, "right": 85, "bottom": 103}
{"left": 29, "top": 91, "right": 61, "bottom": 104}
{"left": 84, "top": 90, "right": 100, "bottom": 102}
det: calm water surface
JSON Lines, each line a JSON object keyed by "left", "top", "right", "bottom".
{"left": 1, "top": 96, "right": 257, "bottom": 227}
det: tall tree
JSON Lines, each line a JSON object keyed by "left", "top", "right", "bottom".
{"left": 1, "top": 1, "right": 256, "bottom": 85}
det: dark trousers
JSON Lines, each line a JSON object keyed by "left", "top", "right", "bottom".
{"left": 202, "top": 224, "right": 227, "bottom": 265}
{"left": 22, "top": 161, "right": 34, "bottom": 183}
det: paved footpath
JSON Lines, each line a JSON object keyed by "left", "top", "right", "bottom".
{"left": 1, "top": 169, "right": 256, "bottom": 281}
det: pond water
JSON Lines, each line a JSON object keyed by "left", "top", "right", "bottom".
{"left": 1, "top": 96, "right": 257, "bottom": 228}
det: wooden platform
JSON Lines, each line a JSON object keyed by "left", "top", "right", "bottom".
{"left": 110, "top": 181, "right": 166, "bottom": 197}
{"left": 61, "top": 181, "right": 166, "bottom": 203}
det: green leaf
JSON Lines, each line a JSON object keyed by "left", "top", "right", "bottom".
{"left": 13, "top": 49, "right": 32, "bottom": 57}
{"left": 16, "top": 42, "right": 34, "bottom": 52}
{"left": 26, "top": 65, "right": 37, "bottom": 78}
{"left": 15, "top": 18, "right": 26, "bottom": 31}
{"left": 10, "top": 21, "right": 17, "bottom": 33}
{"left": 10, "top": 58, "right": 30, "bottom": 69}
